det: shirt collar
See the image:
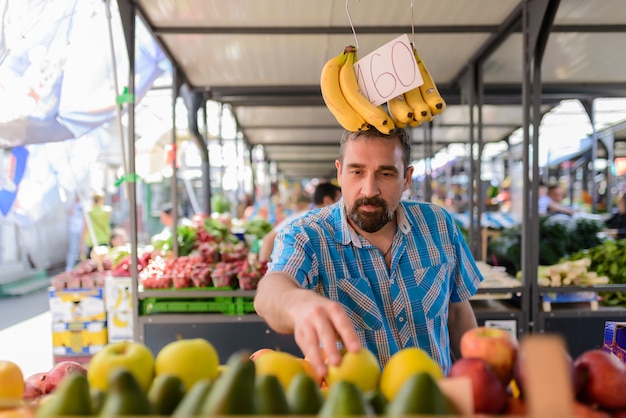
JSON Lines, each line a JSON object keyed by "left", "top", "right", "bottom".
{"left": 335, "top": 200, "right": 413, "bottom": 248}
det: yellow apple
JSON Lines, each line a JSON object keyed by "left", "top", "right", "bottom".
{"left": 0, "top": 360, "right": 24, "bottom": 401}
{"left": 87, "top": 341, "right": 155, "bottom": 392}
{"left": 379, "top": 347, "right": 443, "bottom": 401}
{"left": 254, "top": 351, "right": 305, "bottom": 390}
{"left": 325, "top": 348, "right": 381, "bottom": 392}
{"left": 155, "top": 338, "right": 220, "bottom": 391}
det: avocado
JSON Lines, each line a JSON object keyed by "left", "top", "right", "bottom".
{"left": 386, "top": 372, "right": 457, "bottom": 416}
{"left": 98, "top": 369, "right": 153, "bottom": 417}
{"left": 35, "top": 373, "right": 92, "bottom": 417}
{"left": 318, "top": 380, "right": 374, "bottom": 417}
{"left": 90, "top": 387, "right": 107, "bottom": 415}
{"left": 148, "top": 374, "right": 186, "bottom": 415}
{"left": 364, "top": 388, "right": 388, "bottom": 415}
{"left": 255, "top": 374, "right": 290, "bottom": 415}
{"left": 199, "top": 351, "right": 256, "bottom": 415}
{"left": 286, "top": 373, "right": 323, "bottom": 415}
{"left": 172, "top": 379, "right": 213, "bottom": 417}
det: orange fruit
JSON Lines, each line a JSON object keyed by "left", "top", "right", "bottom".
{"left": 0, "top": 360, "right": 25, "bottom": 401}
{"left": 298, "top": 358, "right": 323, "bottom": 386}
{"left": 379, "top": 347, "right": 443, "bottom": 401}
{"left": 249, "top": 348, "right": 274, "bottom": 361}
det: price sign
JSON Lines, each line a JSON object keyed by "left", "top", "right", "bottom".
{"left": 354, "top": 34, "right": 422, "bottom": 107}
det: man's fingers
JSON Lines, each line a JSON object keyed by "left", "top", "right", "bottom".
{"left": 294, "top": 325, "right": 327, "bottom": 378}
{"left": 327, "top": 303, "right": 362, "bottom": 354}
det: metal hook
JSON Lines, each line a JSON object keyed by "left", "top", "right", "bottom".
{"left": 345, "top": 0, "right": 359, "bottom": 50}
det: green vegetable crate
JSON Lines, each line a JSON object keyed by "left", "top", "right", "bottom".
{"left": 140, "top": 296, "right": 255, "bottom": 315}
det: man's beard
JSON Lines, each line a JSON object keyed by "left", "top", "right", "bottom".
{"left": 348, "top": 197, "right": 394, "bottom": 233}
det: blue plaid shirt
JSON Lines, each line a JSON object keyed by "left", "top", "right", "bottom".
{"left": 267, "top": 199, "right": 483, "bottom": 374}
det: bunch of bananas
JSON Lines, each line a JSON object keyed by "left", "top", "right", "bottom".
{"left": 320, "top": 44, "right": 446, "bottom": 132}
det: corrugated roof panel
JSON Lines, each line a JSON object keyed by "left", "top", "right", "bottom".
{"left": 245, "top": 127, "right": 343, "bottom": 144}
{"left": 555, "top": 0, "right": 626, "bottom": 25}
{"left": 162, "top": 32, "right": 488, "bottom": 88}
{"left": 235, "top": 106, "right": 338, "bottom": 127}
{"left": 138, "top": 0, "right": 520, "bottom": 28}
{"left": 485, "top": 32, "right": 626, "bottom": 84}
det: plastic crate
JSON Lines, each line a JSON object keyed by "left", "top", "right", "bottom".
{"left": 141, "top": 297, "right": 255, "bottom": 316}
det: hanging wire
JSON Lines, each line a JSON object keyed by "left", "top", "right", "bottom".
{"left": 345, "top": 0, "right": 359, "bottom": 49}
{"left": 410, "top": 0, "right": 416, "bottom": 45}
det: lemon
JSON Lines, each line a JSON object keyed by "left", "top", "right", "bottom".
{"left": 379, "top": 347, "right": 443, "bottom": 401}
{"left": 254, "top": 351, "right": 305, "bottom": 390}
{"left": 0, "top": 360, "right": 25, "bottom": 401}
{"left": 155, "top": 338, "right": 220, "bottom": 391}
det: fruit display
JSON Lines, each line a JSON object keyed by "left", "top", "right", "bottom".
{"left": 320, "top": 44, "right": 445, "bottom": 134}
{"left": 4, "top": 331, "right": 626, "bottom": 417}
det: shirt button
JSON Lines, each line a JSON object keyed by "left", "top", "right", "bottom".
{"left": 390, "top": 279, "right": 394, "bottom": 284}
{"left": 399, "top": 317, "right": 404, "bottom": 322}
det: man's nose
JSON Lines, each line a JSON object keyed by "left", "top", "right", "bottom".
{"left": 361, "top": 173, "right": 380, "bottom": 197}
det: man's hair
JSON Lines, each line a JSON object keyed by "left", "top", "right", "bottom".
{"left": 338, "top": 127, "right": 412, "bottom": 172}
{"left": 161, "top": 202, "right": 173, "bottom": 215}
{"left": 313, "top": 182, "right": 341, "bottom": 205}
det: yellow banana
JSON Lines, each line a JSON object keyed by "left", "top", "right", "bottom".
{"left": 339, "top": 46, "right": 395, "bottom": 134}
{"left": 387, "top": 95, "right": 413, "bottom": 126}
{"left": 412, "top": 45, "right": 446, "bottom": 115}
{"left": 404, "top": 84, "right": 433, "bottom": 124}
{"left": 320, "top": 47, "right": 369, "bottom": 132}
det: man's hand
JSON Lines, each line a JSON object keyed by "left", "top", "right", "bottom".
{"left": 290, "top": 296, "right": 361, "bottom": 378}
{"left": 254, "top": 272, "right": 361, "bottom": 379}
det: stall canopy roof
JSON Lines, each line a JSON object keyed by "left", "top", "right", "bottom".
{"left": 134, "top": 0, "right": 626, "bottom": 180}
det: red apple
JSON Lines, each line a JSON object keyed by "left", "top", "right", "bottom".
{"left": 574, "top": 349, "right": 626, "bottom": 410}
{"left": 44, "top": 361, "right": 87, "bottom": 394}
{"left": 448, "top": 357, "right": 508, "bottom": 414}
{"left": 572, "top": 401, "right": 612, "bottom": 418}
{"left": 610, "top": 409, "right": 626, "bottom": 418}
{"left": 460, "top": 326, "right": 519, "bottom": 386}
{"left": 23, "top": 372, "right": 47, "bottom": 400}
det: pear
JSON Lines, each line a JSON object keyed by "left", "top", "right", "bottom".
{"left": 35, "top": 373, "right": 91, "bottom": 417}
{"left": 99, "top": 368, "right": 153, "bottom": 417}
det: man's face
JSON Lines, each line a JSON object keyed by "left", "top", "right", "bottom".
{"left": 336, "top": 136, "right": 412, "bottom": 234}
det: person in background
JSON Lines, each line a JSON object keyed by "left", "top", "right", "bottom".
{"left": 84, "top": 192, "right": 112, "bottom": 256}
{"left": 110, "top": 227, "right": 128, "bottom": 247}
{"left": 159, "top": 202, "right": 175, "bottom": 235}
{"left": 254, "top": 127, "right": 483, "bottom": 379}
{"left": 258, "top": 183, "right": 342, "bottom": 262}
{"left": 547, "top": 184, "right": 575, "bottom": 216}
{"left": 606, "top": 192, "right": 626, "bottom": 240}
{"left": 537, "top": 181, "right": 552, "bottom": 216}
{"left": 65, "top": 193, "right": 85, "bottom": 271}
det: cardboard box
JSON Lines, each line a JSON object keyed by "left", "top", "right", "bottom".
{"left": 51, "top": 320, "right": 107, "bottom": 356}
{"left": 105, "top": 276, "right": 134, "bottom": 311}
{"left": 604, "top": 321, "right": 626, "bottom": 363}
{"left": 49, "top": 288, "right": 106, "bottom": 323}
{"left": 107, "top": 311, "right": 134, "bottom": 343}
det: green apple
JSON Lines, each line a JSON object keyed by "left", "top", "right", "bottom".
{"left": 155, "top": 338, "right": 220, "bottom": 391}
{"left": 88, "top": 341, "right": 155, "bottom": 392}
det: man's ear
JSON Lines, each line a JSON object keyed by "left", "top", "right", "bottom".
{"left": 335, "top": 159, "right": 342, "bottom": 186}
{"left": 403, "top": 166, "right": 414, "bottom": 192}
